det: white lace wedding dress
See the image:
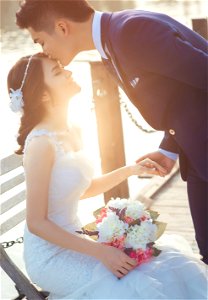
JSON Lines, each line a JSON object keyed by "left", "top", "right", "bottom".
{"left": 23, "top": 129, "right": 207, "bottom": 299}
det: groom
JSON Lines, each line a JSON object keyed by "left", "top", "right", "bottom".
{"left": 16, "top": 0, "right": 207, "bottom": 263}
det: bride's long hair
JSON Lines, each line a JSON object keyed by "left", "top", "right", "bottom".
{"left": 7, "top": 53, "right": 48, "bottom": 155}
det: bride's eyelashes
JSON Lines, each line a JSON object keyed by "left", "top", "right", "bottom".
{"left": 55, "top": 68, "right": 66, "bottom": 76}
{"left": 52, "top": 64, "right": 64, "bottom": 77}
{"left": 54, "top": 71, "right": 62, "bottom": 76}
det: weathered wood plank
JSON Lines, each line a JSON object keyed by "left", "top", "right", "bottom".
{"left": 0, "top": 245, "right": 45, "bottom": 299}
{"left": 136, "top": 164, "right": 179, "bottom": 208}
{"left": 90, "top": 61, "right": 129, "bottom": 203}
{"left": 192, "top": 18, "right": 208, "bottom": 40}
{"left": 152, "top": 207, "right": 190, "bottom": 214}
{"left": 150, "top": 173, "right": 199, "bottom": 254}
{"left": 1, "top": 190, "right": 26, "bottom": 214}
{"left": 0, "top": 153, "right": 49, "bottom": 298}
{"left": 1, "top": 209, "right": 26, "bottom": 235}
{"left": 0, "top": 154, "right": 23, "bottom": 176}
{"left": 1, "top": 172, "right": 25, "bottom": 194}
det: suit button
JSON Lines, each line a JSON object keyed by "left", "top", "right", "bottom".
{"left": 169, "top": 129, "right": 175, "bottom": 135}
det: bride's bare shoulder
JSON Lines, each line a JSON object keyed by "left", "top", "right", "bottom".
{"left": 23, "top": 131, "right": 55, "bottom": 165}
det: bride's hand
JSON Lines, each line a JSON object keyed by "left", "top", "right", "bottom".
{"left": 130, "top": 158, "right": 167, "bottom": 177}
{"left": 98, "top": 245, "right": 137, "bottom": 278}
{"left": 136, "top": 151, "right": 176, "bottom": 175}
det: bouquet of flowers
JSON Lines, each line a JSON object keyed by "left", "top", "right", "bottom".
{"left": 77, "top": 198, "right": 167, "bottom": 267}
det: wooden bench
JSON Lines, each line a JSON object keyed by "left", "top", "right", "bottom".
{"left": 0, "top": 153, "right": 48, "bottom": 300}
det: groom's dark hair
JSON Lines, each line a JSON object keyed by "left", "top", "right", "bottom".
{"left": 16, "top": 0, "right": 94, "bottom": 33}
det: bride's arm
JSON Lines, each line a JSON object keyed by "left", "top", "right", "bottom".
{"left": 24, "top": 137, "right": 136, "bottom": 278}
{"left": 81, "top": 159, "right": 166, "bottom": 200}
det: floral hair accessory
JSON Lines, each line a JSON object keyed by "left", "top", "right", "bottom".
{"left": 9, "top": 55, "right": 33, "bottom": 113}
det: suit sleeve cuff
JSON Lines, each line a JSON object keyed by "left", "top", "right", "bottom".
{"left": 159, "top": 148, "right": 178, "bottom": 161}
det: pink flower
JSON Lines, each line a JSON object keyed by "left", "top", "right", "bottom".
{"left": 96, "top": 208, "right": 108, "bottom": 224}
{"left": 129, "top": 247, "right": 154, "bottom": 266}
{"left": 129, "top": 251, "right": 137, "bottom": 259}
{"left": 140, "top": 215, "right": 147, "bottom": 221}
{"left": 124, "top": 216, "right": 134, "bottom": 224}
{"left": 111, "top": 236, "right": 125, "bottom": 249}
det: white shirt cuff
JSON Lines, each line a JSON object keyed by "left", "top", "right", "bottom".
{"left": 159, "top": 148, "right": 178, "bottom": 161}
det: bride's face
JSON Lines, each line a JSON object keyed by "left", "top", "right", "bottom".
{"left": 42, "top": 58, "right": 80, "bottom": 104}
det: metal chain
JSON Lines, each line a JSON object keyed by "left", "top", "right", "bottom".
{"left": 120, "top": 99, "right": 156, "bottom": 133}
{"left": 91, "top": 84, "right": 156, "bottom": 134}
{"left": 1, "top": 237, "right": 24, "bottom": 249}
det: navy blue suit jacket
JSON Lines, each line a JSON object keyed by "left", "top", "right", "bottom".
{"left": 100, "top": 10, "right": 208, "bottom": 181}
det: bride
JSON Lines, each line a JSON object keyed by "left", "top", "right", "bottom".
{"left": 7, "top": 53, "right": 207, "bottom": 299}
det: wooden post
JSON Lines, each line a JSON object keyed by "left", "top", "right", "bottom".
{"left": 192, "top": 18, "right": 208, "bottom": 39}
{"left": 90, "top": 61, "right": 129, "bottom": 203}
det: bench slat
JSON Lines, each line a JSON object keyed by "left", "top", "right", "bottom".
{"left": 1, "top": 209, "right": 26, "bottom": 235}
{"left": 0, "top": 245, "right": 45, "bottom": 299}
{"left": 1, "top": 190, "right": 26, "bottom": 215}
{"left": 1, "top": 172, "right": 25, "bottom": 194}
{"left": 0, "top": 154, "right": 23, "bottom": 176}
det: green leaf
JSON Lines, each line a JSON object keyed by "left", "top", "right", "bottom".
{"left": 154, "top": 221, "right": 167, "bottom": 239}
{"left": 152, "top": 247, "right": 162, "bottom": 257}
{"left": 147, "top": 209, "right": 160, "bottom": 221}
{"left": 93, "top": 206, "right": 105, "bottom": 218}
{"left": 83, "top": 221, "right": 97, "bottom": 232}
{"left": 82, "top": 221, "right": 98, "bottom": 241}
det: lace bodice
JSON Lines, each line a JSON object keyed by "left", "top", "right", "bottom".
{"left": 24, "top": 129, "right": 94, "bottom": 230}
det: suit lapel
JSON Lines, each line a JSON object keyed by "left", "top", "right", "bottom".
{"left": 104, "top": 44, "right": 124, "bottom": 84}
{"left": 101, "top": 12, "right": 139, "bottom": 97}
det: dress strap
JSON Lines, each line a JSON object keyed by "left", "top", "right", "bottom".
{"left": 23, "top": 129, "right": 63, "bottom": 155}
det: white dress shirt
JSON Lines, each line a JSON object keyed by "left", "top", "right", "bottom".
{"left": 92, "top": 11, "right": 108, "bottom": 59}
{"left": 92, "top": 11, "right": 178, "bottom": 161}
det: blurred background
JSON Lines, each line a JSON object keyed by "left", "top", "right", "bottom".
{"left": 2, "top": 0, "right": 207, "bottom": 30}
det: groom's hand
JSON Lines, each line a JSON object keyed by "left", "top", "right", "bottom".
{"left": 136, "top": 151, "right": 176, "bottom": 175}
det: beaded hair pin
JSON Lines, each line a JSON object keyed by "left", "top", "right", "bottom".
{"left": 9, "top": 55, "right": 33, "bottom": 113}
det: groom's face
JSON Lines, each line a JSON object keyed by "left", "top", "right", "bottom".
{"left": 28, "top": 24, "right": 76, "bottom": 66}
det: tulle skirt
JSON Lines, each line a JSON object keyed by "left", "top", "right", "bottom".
{"left": 24, "top": 232, "right": 207, "bottom": 299}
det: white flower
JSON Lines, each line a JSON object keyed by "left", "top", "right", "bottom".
{"left": 97, "top": 212, "right": 128, "bottom": 243}
{"left": 107, "top": 198, "right": 129, "bottom": 210}
{"left": 125, "top": 225, "right": 148, "bottom": 250}
{"left": 107, "top": 198, "right": 147, "bottom": 220}
{"left": 143, "top": 219, "right": 157, "bottom": 242}
{"left": 125, "top": 220, "right": 157, "bottom": 250}
{"left": 125, "top": 200, "right": 145, "bottom": 219}
{"left": 9, "top": 88, "right": 24, "bottom": 113}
